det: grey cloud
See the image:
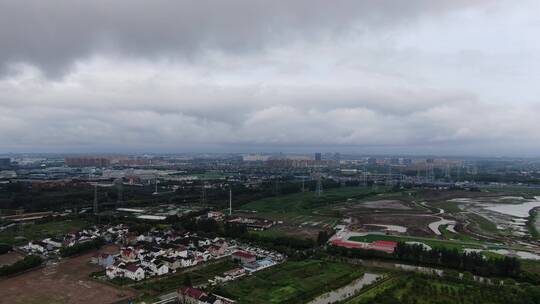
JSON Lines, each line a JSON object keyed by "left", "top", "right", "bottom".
{"left": 0, "top": 0, "right": 490, "bottom": 76}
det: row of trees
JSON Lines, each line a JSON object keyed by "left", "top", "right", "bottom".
{"left": 327, "top": 243, "right": 521, "bottom": 278}
{"left": 394, "top": 243, "right": 521, "bottom": 277}
{"left": 368, "top": 274, "right": 540, "bottom": 304}
{"left": 0, "top": 255, "right": 42, "bottom": 277}
{"left": 60, "top": 238, "right": 104, "bottom": 257}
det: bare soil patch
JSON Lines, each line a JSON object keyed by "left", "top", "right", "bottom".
{"left": 353, "top": 199, "right": 412, "bottom": 210}
{"left": 0, "top": 245, "right": 138, "bottom": 304}
{"left": 348, "top": 213, "right": 440, "bottom": 237}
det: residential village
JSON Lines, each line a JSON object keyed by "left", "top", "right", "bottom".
{"left": 14, "top": 214, "right": 285, "bottom": 304}
{"left": 103, "top": 230, "right": 283, "bottom": 283}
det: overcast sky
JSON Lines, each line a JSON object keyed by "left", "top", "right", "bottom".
{"left": 1, "top": 0, "right": 540, "bottom": 156}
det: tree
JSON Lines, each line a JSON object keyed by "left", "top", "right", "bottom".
{"left": 317, "top": 231, "right": 329, "bottom": 246}
{"left": 183, "top": 274, "right": 192, "bottom": 287}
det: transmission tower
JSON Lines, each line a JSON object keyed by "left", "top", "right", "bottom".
{"left": 315, "top": 174, "right": 323, "bottom": 196}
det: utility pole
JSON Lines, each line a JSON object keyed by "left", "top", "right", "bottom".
{"left": 229, "top": 187, "right": 232, "bottom": 216}
{"left": 363, "top": 165, "right": 367, "bottom": 187}
{"left": 316, "top": 174, "right": 323, "bottom": 197}
{"left": 93, "top": 184, "right": 98, "bottom": 215}
{"left": 153, "top": 178, "right": 159, "bottom": 195}
{"left": 201, "top": 183, "right": 207, "bottom": 207}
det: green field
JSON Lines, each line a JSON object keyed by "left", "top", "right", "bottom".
{"left": 344, "top": 274, "right": 540, "bottom": 304}
{"left": 215, "top": 260, "right": 364, "bottom": 304}
{"left": 467, "top": 213, "right": 498, "bottom": 234}
{"left": 242, "top": 186, "right": 388, "bottom": 217}
{"left": 348, "top": 234, "right": 483, "bottom": 251}
{"left": 0, "top": 218, "right": 89, "bottom": 245}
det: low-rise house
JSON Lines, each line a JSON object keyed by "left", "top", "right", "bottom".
{"left": 216, "top": 268, "right": 246, "bottom": 283}
{"left": 180, "top": 258, "right": 197, "bottom": 268}
{"left": 120, "top": 247, "right": 137, "bottom": 261}
{"left": 207, "top": 245, "right": 225, "bottom": 257}
{"left": 231, "top": 251, "right": 256, "bottom": 265}
{"left": 178, "top": 287, "right": 233, "bottom": 304}
{"left": 207, "top": 211, "right": 224, "bottom": 219}
{"left": 28, "top": 240, "right": 48, "bottom": 253}
{"left": 43, "top": 238, "right": 63, "bottom": 248}
{"left": 106, "top": 261, "right": 124, "bottom": 279}
{"left": 160, "top": 256, "right": 182, "bottom": 270}
{"left": 154, "top": 261, "right": 169, "bottom": 276}
{"left": 198, "top": 239, "right": 211, "bottom": 247}
{"left": 91, "top": 252, "right": 115, "bottom": 267}
{"left": 122, "top": 263, "right": 145, "bottom": 281}
{"left": 173, "top": 245, "right": 189, "bottom": 258}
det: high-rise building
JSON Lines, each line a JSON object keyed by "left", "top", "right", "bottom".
{"left": 315, "top": 153, "right": 322, "bottom": 161}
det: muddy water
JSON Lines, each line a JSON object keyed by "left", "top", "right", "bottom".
{"left": 485, "top": 197, "right": 540, "bottom": 218}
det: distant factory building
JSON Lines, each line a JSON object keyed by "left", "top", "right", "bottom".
{"left": 65, "top": 157, "right": 111, "bottom": 167}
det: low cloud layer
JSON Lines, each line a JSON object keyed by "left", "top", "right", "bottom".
{"left": 1, "top": 0, "right": 539, "bottom": 155}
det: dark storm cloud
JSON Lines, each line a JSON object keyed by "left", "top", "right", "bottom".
{"left": 0, "top": 0, "right": 487, "bottom": 75}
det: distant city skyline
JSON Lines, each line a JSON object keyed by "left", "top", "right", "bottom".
{"left": 1, "top": 1, "right": 540, "bottom": 156}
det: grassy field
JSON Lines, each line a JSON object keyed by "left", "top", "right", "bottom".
{"left": 467, "top": 213, "right": 499, "bottom": 233}
{"left": 0, "top": 218, "right": 89, "bottom": 245}
{"left": 344, "top": 273, "right": 540, "bottom": 304}
{"left": 439, "top": 224, "right": 477, "bottom": 242}
{"left": 215, "top": 260, "right": 364, "bottom": 304}
{"left": 427, "top": 200, "right": 463, "bottom": 214}
{"left": 133, "top": 260, "right": 238, "bottom": 294}
{"left": 348, "top": 234, "right": 483, "bottom": 251}
{"left": 480, "top": 185, "right": 540, "bottom": 197}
